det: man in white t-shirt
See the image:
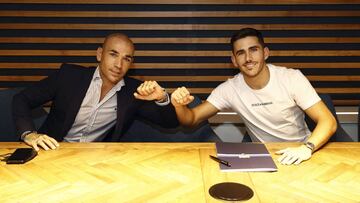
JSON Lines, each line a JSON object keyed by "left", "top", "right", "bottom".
{"left": 170, "top": 28, "right": 337, "bottom": 165}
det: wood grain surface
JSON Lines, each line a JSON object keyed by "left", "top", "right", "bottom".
{"left": 0, "top": 142, "right": 359, "bottom": 202}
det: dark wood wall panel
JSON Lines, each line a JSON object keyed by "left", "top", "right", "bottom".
{"left": 2, "top": 0, "right": 359, "bottom": 4}
{"left": 0, "top": 1, "right": 359, "bottom": 105}
{"left": 0, "top": 11, "right": 359, "bottom": 17}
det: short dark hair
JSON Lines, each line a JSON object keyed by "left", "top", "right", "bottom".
{"left": 230, "top": 28, "right": 266, "bottom": 52}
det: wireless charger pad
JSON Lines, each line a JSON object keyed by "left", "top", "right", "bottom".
{"left": 209, "top": 182, "right": 254, "bottom": 201}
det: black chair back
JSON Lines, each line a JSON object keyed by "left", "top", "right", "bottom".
{"left": 358, "top": 104, "right": 360, "bottom": 141}
{"left": 0, "top": 88, "right": 47, "bottom": 141}
{"left": 121, "top": 96, "right": 220, "bottom": 142}
{"left": 305, "top": 93, "right": 353, "bottom": 142}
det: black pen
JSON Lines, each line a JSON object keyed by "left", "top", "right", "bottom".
{"left": 209, "top": 155, "right": 231, "bottom": 167}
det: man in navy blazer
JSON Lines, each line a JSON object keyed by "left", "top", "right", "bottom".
{"left": 12, "top": 33, "right": 178, "bottom": 151}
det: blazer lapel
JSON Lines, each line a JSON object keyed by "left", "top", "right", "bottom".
{"left": 109, "top": 84, "right": 133, "bottom": 141}
{"left": 61, "top": 69, "right": 95, "bottom": 136}
{"left": 108, "top": 77, "right": 136, "bottom": 142}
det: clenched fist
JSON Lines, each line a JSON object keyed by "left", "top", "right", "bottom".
{"left": 171, "top": 87, "right": 194, "bottom": 107}
{"left": 134, "top": 81, "right": 166, "bottom": 102}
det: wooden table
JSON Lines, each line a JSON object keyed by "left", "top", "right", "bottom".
{"left": 0, "top": 142, "right": 359, "bottom": 202}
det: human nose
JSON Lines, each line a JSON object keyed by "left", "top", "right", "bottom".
{"left": 245, "top": 52, "right": 252, "bottom": 62}
{"left": 115, "top": 57, "right": 122, "bottom": 68}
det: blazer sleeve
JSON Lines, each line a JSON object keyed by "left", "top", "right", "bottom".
{"left": 122, "top": 76, "right": 179, "bottom": 129}
{"left": 136, "top": 99, "right": 179, "bottom": 128}
{"left": 12, "top": 64, "right": 62, "bottom": 137}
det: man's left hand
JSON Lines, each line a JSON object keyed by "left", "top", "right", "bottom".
{"left": 275, "top": 145, "right": 312, "bottom": 165}
{"left": 134, "top": 81, "right": 166, "bottom": 101}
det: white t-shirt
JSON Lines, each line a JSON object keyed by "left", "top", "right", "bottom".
{"left": 207, "top": 64, "right": 321, "bottom": 142}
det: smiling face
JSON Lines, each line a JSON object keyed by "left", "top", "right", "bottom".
{"left": 96, "top": 34, "right": 134, "bottom": 87}
{"left": 231, "top": 36, "right": 269, "bottom": 79}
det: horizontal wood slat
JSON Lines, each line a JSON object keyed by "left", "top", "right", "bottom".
{"left": 167, "top": 87, "right": 360, "bottom": 94}
{"left": 0, "top": 63, "right": 359, "bottom": 69}
{"left": 0, "top": 76, "right": 46, "bottom": 81}
{"left": 0, "top": 87, "right": 357, "bottom": 105}
{"left": 333, "top": 100, "right": 360, "bottom": 105}
{"left": 2, "top": 75, "right": 359, "bottom": 82}
{"left": 135, "top": 63, "right": 360, "bottom": 69}
{"left": 1, "top": 75, "right": 359, "bottom": 94}
{"left": 0, "top": 23, "right": 359, "bottom": 30}
{"left": 1, "top": 11, "right": 360, "bottom": 17}
{"left": 1, "top": 50, "right": 359, "bottom": 57}
{"left": 132, "top": 75, "right": 360, "bottom": 82}
{"left": 166, "top": 88, "right": 360, "bottom": 94}
{"left": 2, "top": 37, "right": 360, "bottom": 44}
{"left": 315, "top": 88, "right": 360, "bottom": 94}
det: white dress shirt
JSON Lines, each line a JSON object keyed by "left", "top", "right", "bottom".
{"left": 63, "top": 67, "right": 170, "bottom": 142}
{"left": 64, "top": 68, "right": 123, "bottom": 142}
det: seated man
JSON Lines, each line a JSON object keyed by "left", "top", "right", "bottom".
{"left": 12, "top": 33, "right": 178, "bottom": 151}
{"left": 171, "top": 28, "right": 337, "bottom": 165}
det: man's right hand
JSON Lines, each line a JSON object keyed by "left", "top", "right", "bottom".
{"left": 23, "top": 132, "right": 59, "bottom": 151}
{"left": 171, "top": 86, "right": 194, "bottom": 107}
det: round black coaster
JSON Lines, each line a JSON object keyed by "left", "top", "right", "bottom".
{"left": 209, "top": 182, "right": 254, "bottom": 201}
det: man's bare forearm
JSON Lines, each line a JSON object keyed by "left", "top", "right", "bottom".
{"left": 174, "top": 105, "right": 197, "bottom": 127}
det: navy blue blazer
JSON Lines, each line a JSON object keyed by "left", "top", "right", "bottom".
{"left": 12, "top": 63, "right": 179, "bottom": 141}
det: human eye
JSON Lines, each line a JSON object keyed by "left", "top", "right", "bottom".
{"left": 124, "top": 56, "right": 133, "bottom": 62}
{"left": 236, "top": 50, "right": 245, "bottom": 56}
{"left": 250, "top": 47, "right": 258, "bottom": 52}
{"left": 110, "top": 52, "right": 117, "bottom": 57}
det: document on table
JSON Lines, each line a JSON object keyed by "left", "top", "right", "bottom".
{"left": 215, "top": 142, "right": 277, "bottom": 172}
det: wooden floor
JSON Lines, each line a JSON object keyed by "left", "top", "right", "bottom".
{"left": 0, "top": 142, "right": 359, "bottom": 202}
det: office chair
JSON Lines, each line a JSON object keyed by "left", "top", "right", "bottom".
{"left": 120, "top": 95, "right": 221, "bottom": 142}
{"left": 0, "top": 88, "right": 48, "bottom": 141}
{"left": 358, "top": 103, "right": 360, "bottom": 142}
{"left": 241, "top": 132, "right": 252, "bottom": 143}
{"left": 305, "top": 93, "right": 353, "bottom": 142}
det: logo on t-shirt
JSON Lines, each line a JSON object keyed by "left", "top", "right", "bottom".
{"left": 251, "top": 102, "right": 273, "bottom": 107}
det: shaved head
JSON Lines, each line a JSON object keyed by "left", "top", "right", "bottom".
{"left": 102, "top": 33, "right": 134, "bottom": 51}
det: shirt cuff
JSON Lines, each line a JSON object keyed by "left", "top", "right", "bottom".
{"left": 155, "top": 92, "right": 170, "bottom": 106}
{"left": 20, "top": 130, "right": 36, "bottom": 141}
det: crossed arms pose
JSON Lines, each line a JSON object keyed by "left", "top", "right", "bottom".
{"left": 171, "top": 28, "right": 337, "bottom": 165}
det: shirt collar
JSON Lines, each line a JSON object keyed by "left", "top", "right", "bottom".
{"left": 93, "top": 66, "right": 125, "bottom": 91}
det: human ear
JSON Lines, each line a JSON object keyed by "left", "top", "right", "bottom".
{"left": 263, "top": 47, "right": 270, "bottom": 60}
{"left": 231, "top": 55, "right": 239, "bottom": 68}
{"left": 96, "top": 47, "right": 103, "bottom": 62}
